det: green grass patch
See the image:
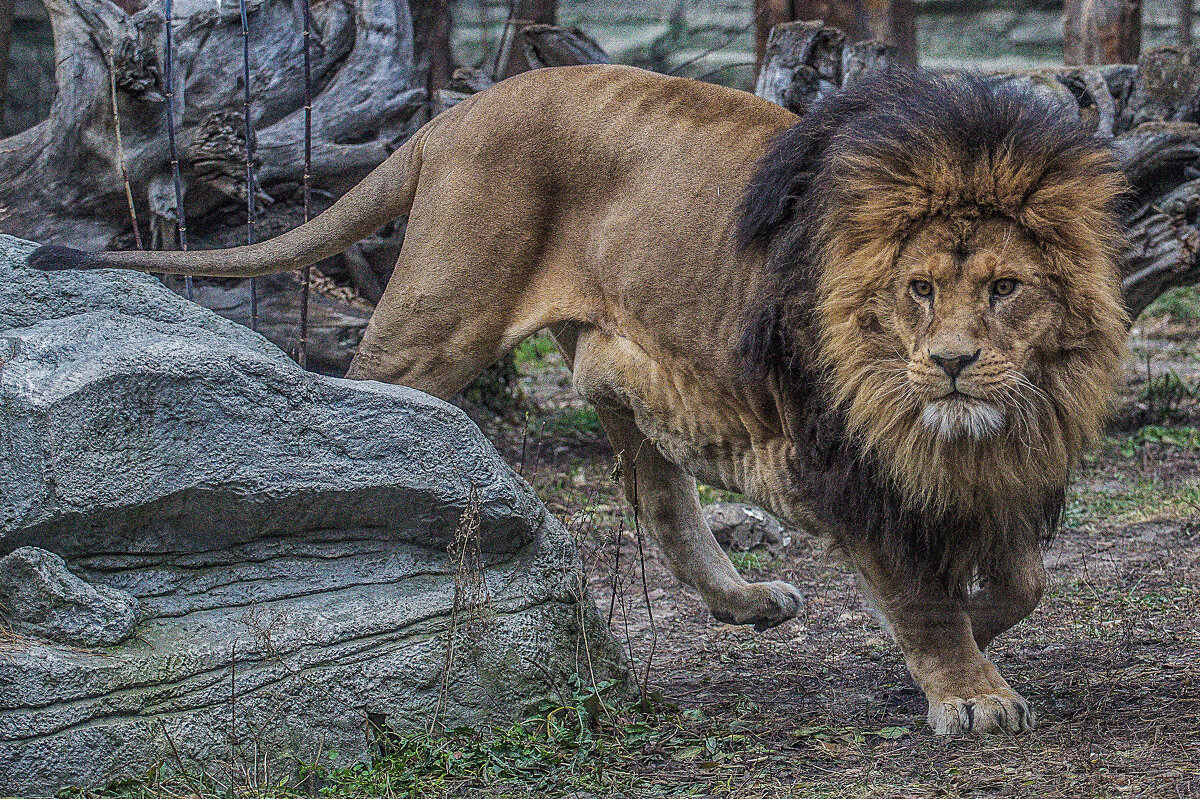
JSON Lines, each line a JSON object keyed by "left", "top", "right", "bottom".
{"left": 544, "top": 407, "right": 602, "bottom": 438}
{"left": 727, "top": 549, "right": 772, "bottom": 571}
{"left": 513, "top": 333, "right": 560, "bottom": 366}
{"left": 1065, "top": 479, "right": 1200, "bottom": 530}
{"left": 1124, "top": 425, "right": 1200, "bottom": 452}
{"left": 1140, "top": 285, "right": 1200, "bottom": 322}
{"left": 696, "top": 484, "right": 744, "bottom": 505}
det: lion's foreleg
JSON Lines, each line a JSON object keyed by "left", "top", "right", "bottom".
{"left": 848, "top": 544, "right": 1035, "bottom": 735}
{"left": 595, "top": 407, "right": 803, "bottom": 631}
{"left": 965, "top": 545, "right": 1046, "bottom": 651}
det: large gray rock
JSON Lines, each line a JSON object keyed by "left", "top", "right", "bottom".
{"left": 0, "top": 235, "right": 626, "bottom": 797}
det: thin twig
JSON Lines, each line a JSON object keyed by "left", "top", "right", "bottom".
{"left": 228, "top": 638, "right": 237, "bottom": 799}
{"left": 161, "top": 722, "right": 204, "bottom": 798}
{"left": 668, "top": 10, "right": 763, "bottom": 76}
{"left": 163, "top": 0, "right": 192, "bottom": 301}
{"left": 518, "top": 411, "right": 531, "bottom": 476}
{"left": 607, "top": 453, "right": 623, "bottom": 627}
{"left": 239, "top": 0, "right": 259, "bottom": 331}
{"left": 629, "top": 461, "right": 658, "bottom": 700}
{"left": 107, "top": 50, "right": 143, "bottom": 251}
{"left": 299, "top": 0, "right": 313, "bottom": 369}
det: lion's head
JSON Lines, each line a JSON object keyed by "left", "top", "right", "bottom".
{"left": 740, "top": 70, "right": 1129, "bottom": 525}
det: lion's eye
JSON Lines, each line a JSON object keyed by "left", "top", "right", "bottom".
{"left": 911, "top": 280, "right": 934, "bottom": 299}
{"left": 992, "top": 278, "right": 1019, "bottom": 297}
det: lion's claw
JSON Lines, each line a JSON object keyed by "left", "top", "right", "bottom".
{"left": 927, "top": 691, "right": 1035, "bottom": 735}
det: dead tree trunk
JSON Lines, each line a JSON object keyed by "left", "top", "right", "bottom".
{"left": 755, "top": 0, "right": 915, "bottom": 69}
{"left": 758, "top": 22, "right": 1200, "bottom": 319}
{"left": 413, "top": 0, "right": 455, "bottom": 97}
{"left": 1064, "top": 0, "right": 1143, "bottom": 65}
{"left": 0, "top": 0, "right": 12, "bottom": 133}
{"left": 496, "top": 0, "right": 558, "bottom": 79}
{"left": 0, "top": 0, "right": 423, "bottom": 373}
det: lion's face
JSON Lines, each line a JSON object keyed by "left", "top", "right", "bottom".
{"left": 816, "top": 206, "right": 1126, "bottom": 516}
{"left": 887, "top": 218, "right": 1059, "bottom": 441}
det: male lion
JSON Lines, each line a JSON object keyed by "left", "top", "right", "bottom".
{"left": 28, "top": 66, "right": 1129, "bottom": 735}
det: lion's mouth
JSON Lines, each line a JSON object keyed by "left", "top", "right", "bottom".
{"left": 921, "top": 394, "right": 1005, "bottom": 440}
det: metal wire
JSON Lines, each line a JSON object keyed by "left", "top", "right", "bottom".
{"left": 240, "top": 0, "right": 258, "bottom": 331}
{"left": 163, "top": 0, "right": 192, "bottom": 301}
{"left": 299, "top": 0, "right": 313, "bottom": 369}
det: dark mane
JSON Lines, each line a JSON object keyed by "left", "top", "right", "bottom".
{"left": 733, "top": 68, "right": 1121, "bottom": 591}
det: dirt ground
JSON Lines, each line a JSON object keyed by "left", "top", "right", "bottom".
{"left": 466, "top": 318, "right": 1200, "bottom": 799}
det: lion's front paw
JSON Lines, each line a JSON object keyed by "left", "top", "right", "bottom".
{"left": 927, "top": 691, "right": 1035, "bottom": 735}
{"left": 710, "top": 580, "right": 803, "bottom": 632}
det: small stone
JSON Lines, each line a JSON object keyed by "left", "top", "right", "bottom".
{"left": 704, "top": 502, "right": 790, "bottom": 554}
{"left": 0, "top": 547, "right": 139, "bottom": 647}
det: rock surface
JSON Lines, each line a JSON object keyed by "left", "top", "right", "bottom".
{"left": 0, "top": 547, "right": 140, "bottom": 647}
{"left": 704, "top": 502, "right": 793, "bottom": 555}
{"left": 0, "top": 235, "right": 626, "bottom": 797}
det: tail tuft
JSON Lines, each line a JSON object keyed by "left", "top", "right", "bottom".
{"left": 26, "top": 245, "right": 100, "bottom": 272}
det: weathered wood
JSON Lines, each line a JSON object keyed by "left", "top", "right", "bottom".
{"left": 496, "top": 0, "right": 557, "bottom": 79}
{"left": 755, "top": 0, "right": 795, "bottom": 67}
{"left": 1181, "top": 0, "right": 1194, "bottom": 48}
{"left": 755, "top": 21, "right": 844, "bottom": 114}
{"left": 0, "top": 0, "right": 424, "bottom": 249}
{"left": 1122, "top": 44, "right": 1200, "bottom": 129}
{"left": 756, "top": 0, "right": 915, "bottom": 69}
{"left": 178, "top": 271, "right": 373, "bottom": 375}
{"left": 841, "top": 38, "right": 894, "bottom": 85}
{"left": 521, "top": 24, "right": 611, "bottom": 69}
{"left": 0, "top": 0, "right": 423, "bottom": 371}
{"left": 1064, "top": 0, "right": 1142, "bottom": 66}
{"left": 433, "top": 26, "right": 612, "bottom": 115}
{"left": 1120, "top": 180, "right": 1200, "bottom": 315}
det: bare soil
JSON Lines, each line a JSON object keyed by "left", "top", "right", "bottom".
{"left": 464, "top": 322, "right": 1200, "bottom": 799}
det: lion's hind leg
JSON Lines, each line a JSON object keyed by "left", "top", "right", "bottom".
{"left": 595, "top": 407, "right": 803, "bottom": 631}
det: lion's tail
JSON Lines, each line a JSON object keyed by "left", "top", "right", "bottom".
{"left": 26, "top": 119, "right": 435, "bottom": 278}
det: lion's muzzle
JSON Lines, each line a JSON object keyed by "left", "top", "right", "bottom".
{"left": 921, "top": 395, "right": 1006, "bottom": 440}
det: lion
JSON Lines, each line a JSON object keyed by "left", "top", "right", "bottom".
{"left": 27, "top": 65, "right": 1129, "bottom": 735}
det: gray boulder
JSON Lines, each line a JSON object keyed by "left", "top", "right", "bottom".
{"left": 0, "top": 235, "right": 626, "bottom": 797}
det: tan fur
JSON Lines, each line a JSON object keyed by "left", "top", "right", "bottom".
{"left": 30, "top": 65, "right": 1130, "bottom": 736}
{"left": 818, "top": 147, "right": 1128, "bottom": 521}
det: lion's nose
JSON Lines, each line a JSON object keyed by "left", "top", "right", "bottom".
{"left": 930, "top": 349, "right": 980, "bottom": 378}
